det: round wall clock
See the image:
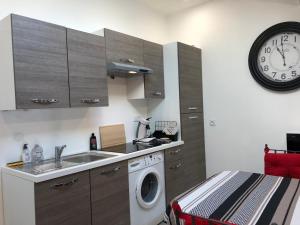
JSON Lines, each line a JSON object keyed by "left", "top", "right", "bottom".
{"left": 249, "top": 22, "right": 300, "bottom": 91}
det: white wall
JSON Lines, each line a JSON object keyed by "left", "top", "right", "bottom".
{"left": 0, "top": 0, "right": 168, "bottom": 224}
{"left": 166, "top": 0, "right": 300, "bottom": 177}
{"left": 148, "top": 43, "right": 182, "bottom": 138}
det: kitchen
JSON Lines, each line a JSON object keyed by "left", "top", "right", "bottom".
{"left": 0, "top": 1, "right": 205, "bottom": 224}
{"left": 1, "top": 0, "right": 300, "bottom": 225}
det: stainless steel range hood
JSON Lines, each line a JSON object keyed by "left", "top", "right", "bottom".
{"left": 107, "top": 62, "right": 153, "bottom": 77}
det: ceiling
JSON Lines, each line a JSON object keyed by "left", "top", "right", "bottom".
{"left": 136, "top": 0, "right": 300, "bottom": 15}
{"left": 136, "top": 0, "right": 212, "bottom": 15}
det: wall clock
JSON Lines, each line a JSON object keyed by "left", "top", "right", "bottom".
{"left": 249, "top": 22, "right": 300, "bottom": 91}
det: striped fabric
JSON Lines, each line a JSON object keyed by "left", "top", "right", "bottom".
{"left": 169, "top": 171, "right": 300, "bottom": 225}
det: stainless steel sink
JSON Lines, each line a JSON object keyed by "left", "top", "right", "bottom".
{"left": 14, "top": 152, "right": 117, "bottom": 175}
{"left": 32, "top": 161, "right": 79, "bottom": 174}
{"left": 64, "top": 152, "right": 115, "bottom": 164}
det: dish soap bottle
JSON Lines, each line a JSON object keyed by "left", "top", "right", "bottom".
{"left": 90, "top": 133, "right": 97, "bottom": 150}
{"left": 22, "top": 144, "right": 31, "bottom": 163}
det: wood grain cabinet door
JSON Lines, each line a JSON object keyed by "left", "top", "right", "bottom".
{"left": 11, "top": 14, "right": 69, "bottom": 109}
{"left": 35, "top": 171, "right": 91, "bottom": 225}
{"left": 104, "top": 29, "right": 144, "bottom": 66}
{"left": 90, "top": 161, "right": 130, "bottom": 225}
{"left": 143, "top": 41, "right": 165, "bottom": 98}
{"left": 67, "top": 29, "right": 108, "bottom": 107}
{"left": 165, "top": 147, "right": 186, "bottom": 203}
{"left": 165, "top": 146, "right": 184, "bottom": 162}
{"left": 178, "top": 42, "right": 203, "bottom": 114}
{"left": 181, "top": 112, "right": 206, "bottom": 188}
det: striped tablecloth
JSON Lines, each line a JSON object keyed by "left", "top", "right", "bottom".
{"left": 168, "top": 171, "right": 300, "bottom": 225}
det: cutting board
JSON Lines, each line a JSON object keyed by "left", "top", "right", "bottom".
{"left": 99, "top": 124, "right": 126, "bottom": 148}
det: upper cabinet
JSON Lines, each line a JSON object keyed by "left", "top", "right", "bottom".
{"left": 0, "top": 14, "right": 108, "bottom": 110}
{"left": 143, "top": 41, "right": 165, "bottom": 98}
{"left": 178, "top": 42, "right": 203, "bottom": 113}
{"left": 104, "top": 29, "right": 165, "bottom": 99}
{"left": 67, "top": 29, "right": 108, "bottom": 107}
{"left": 11, "top": 14, "right": 69, "bottom": 109}
{"left": 104, "top": 29, "right": 144, "bottom": 66}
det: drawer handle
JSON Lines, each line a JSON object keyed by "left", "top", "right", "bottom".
{"left": 100, "top": 166, "right": 120, "bottom": 175}
{"left": 188, "top": 107, "right": 198, "bottom": 110}
{"left": 170, "top": 163, "right": 182, "bottom": 170}
{"left": 120, "top": 58, "right": 135, "bottom": 64}
{"left": 32, "top": 98, "right": 58, "bottom": 104}
{"left": 81, "top": 98, "right": 100, "bottom": 104}
{"left": 51, "top": 178, "right": 79, "bottom": 189}
{"left": 127, "top": 58, "right": 135, "bottom": 64}
{"left": 188, "top": 116, "right": 199, "bottom": 120}
{"left": 153, "top": 92, "right": 162, "bottom": 96}
{"left": 170, "top": 149, "right": 181, "bottom": 155}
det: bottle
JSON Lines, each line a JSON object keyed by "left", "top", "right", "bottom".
{"left": 31, "top": 144, "right": 44, "bottom": 164}
{"left": 90, "top": 133, "right": 97, "bottom": 150}
{"left": 22, "top": 144, "right": 31, "bottom": 163}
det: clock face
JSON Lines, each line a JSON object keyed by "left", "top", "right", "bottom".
{"left": 249, "top": 22, "right": 300, "bottom": 91}
{"left": 258, "top": 32, "right": 300, "bottom": 83}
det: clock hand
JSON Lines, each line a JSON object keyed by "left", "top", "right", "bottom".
{"left": 276, "top": 47, "right": 284, "bottom": 57}
{"left": 277, "top": 45, "right": 287, "bottom": 66}
{"left": 281, "top": 37, "right": 287, "bottom": 67}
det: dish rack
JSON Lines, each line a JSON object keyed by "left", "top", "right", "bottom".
{"left": 152, "top": 121, "right": 178, "bottom": 141}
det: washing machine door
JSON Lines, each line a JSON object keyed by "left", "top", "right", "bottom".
{"left": 136, "top": 167, "right": 162, "bottom": 209}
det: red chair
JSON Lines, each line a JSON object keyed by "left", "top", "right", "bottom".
{"left": 264, "top": 144, "right": 300, "bottom": 179}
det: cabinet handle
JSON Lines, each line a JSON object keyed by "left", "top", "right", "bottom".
{"left": 127, "top": 58, "right": 135, "bottom": 64}
{"left": 31, "top": 98, "right": 58, "bottom": 104}
{"left": 51, "top": 178, "right": 79, "bottom": 189}
{"left": 100, "top": 166, "right": 120, "bottom": 175}
{"left": 120, "top": 58, "right": 135, "bottom": 64}
{"left": 170, "top": 149, "right": 181, "bottom": 155}
{"left": 81, "top": 98, "right": 100, "bottom": 104}
{"left": 152, "top": 91, "right": 162, "bottom": 96}
{"left": 170, "top": 163, "right": 182, "bottom": 170}
{"left": 188, "top": 116, "right": 199, "bottom": 120}
{"left": 188, "top": 107, "right": 198, "bottom": 110}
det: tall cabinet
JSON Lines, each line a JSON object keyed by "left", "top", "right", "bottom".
{"left": 178, "top": 42, "right": 206, "bottom": 189}
{"left": 150, "top": 42, "right": 206, "bottom": 202}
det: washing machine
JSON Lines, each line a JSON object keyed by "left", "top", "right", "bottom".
{"left": 128, "top": 152, "right": 166, "bottom": 225}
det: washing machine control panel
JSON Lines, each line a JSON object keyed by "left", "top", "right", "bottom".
{"left": 128, "top": 152, "right": 164, "bottom": 173}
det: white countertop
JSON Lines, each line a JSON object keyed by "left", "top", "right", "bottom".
{"left": 2, "top": 141, "right": 184, "bottom": 183}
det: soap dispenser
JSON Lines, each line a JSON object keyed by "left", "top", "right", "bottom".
{"left": 22, "top": 144, "right": 31, "bottom": 163}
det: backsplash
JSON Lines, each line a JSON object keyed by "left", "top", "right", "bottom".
{"left": 0, "top": 78, "right": 148, "bottom": 165}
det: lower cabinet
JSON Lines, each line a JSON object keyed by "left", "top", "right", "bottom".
{"left": 164, "top": 147, "right": 186, "bottom": 204}
{"left": 35, "top": 171, "right": 91, "bottom": 225}
{"left": 27, "top": 161, "right": 130, "bottom": 225}
{"left": 90, "top": 161, "right": 131, "bottom": 225}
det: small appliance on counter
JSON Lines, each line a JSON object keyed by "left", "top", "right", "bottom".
{"left": 135, "top": 116, "right": 151, "bottom": 141}
{"left": 134, "top": 117, "right": 165, "bottom": 147}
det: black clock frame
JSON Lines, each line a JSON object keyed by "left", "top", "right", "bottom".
{"left": 248, "top": 22, "right": 300, "bottom": 91}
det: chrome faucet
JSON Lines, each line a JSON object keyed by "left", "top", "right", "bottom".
{"left": 55, "top": 145, "right": 67, "bottom": 162}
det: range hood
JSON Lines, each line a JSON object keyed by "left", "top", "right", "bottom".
{"left": 107, "top": 62, "right": 153, "bottom": 77}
